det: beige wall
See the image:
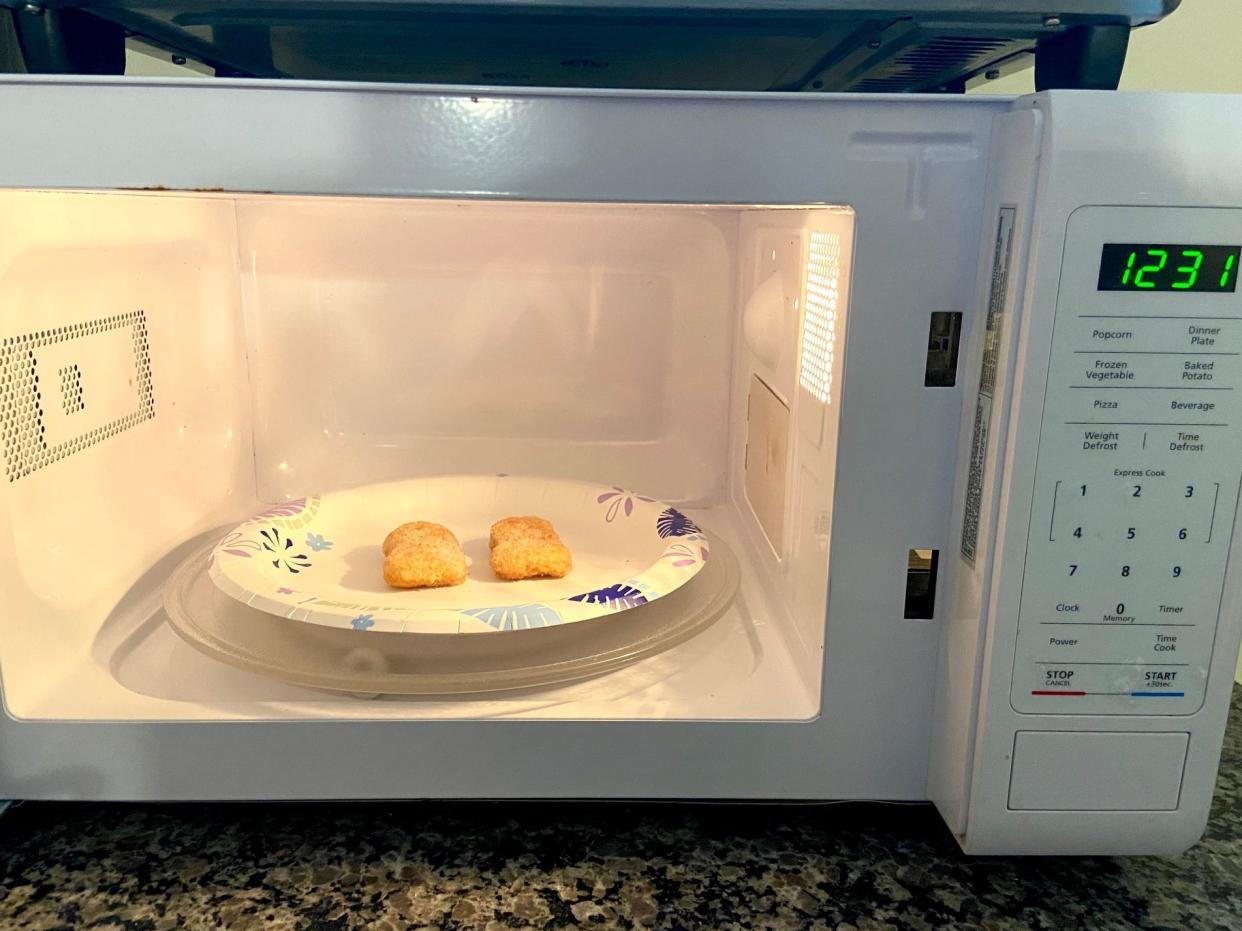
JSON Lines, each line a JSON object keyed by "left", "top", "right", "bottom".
{"left": 975, "top": 0, "right": 1242, "bottom": 94}
{"left": 125, "top": 42, "right": 210, "bottom": 77}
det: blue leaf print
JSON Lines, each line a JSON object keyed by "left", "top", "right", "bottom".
{"left": 306, "top": 532, "right": 334, "bottom": 552}
{"left": 462, "top": 604, "right": 563, "bottom": 631}
{"left": 568, "top": 583, "right": 649, "bottom": 611}
{"left": 351, "top": 614, "right": 375, "bottom": 631}
{"left": 656, "top": 507, "right": 700, "bottom": 539}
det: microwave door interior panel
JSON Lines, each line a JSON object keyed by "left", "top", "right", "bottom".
{"left": 1, "top": 79, "right": 1240, "bottom": 856}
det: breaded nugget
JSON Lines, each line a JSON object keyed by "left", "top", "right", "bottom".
{"left": 491, "top": 541, "right": 572, "bottom": 581}
{"left": 383, "top": 520, "right": 459, "bottom": 557}
{"left": 489, "top": 516, "right": 572, "bottom": 580}
{"left": 381, "top": 521, "right": 467, "bottom": 588}
{"left": 489, "top": 515, "right": 557, "bottom": 549}
{"left": 383, "top": 541, "right": 468, "bottom": 588}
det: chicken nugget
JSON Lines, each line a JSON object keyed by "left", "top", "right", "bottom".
{"left": 489, "top": 516, "right": 572, "bottom": 580}
{"left": 383, "top": 540, "right": 468, "bottom": 588}
{"left": 489, "top": 515, "right": 557, "bottom": 549}
{"left": 383, "top": 520, "right": 459, "bottom": 557}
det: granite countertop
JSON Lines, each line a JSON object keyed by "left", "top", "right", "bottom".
{"left": 0, "top": 690, "right": 1239, "bottom": 931}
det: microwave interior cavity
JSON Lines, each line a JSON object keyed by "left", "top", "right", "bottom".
{"left": 0, "top": 191, "right": 858, "bottom": 724}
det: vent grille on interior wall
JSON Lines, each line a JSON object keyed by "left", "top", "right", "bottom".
{"left": 799, "top": 231, "right": 840, "bottom": 405}
{"left": 1, "top": 310, "right": 154, "bottom": 482}
{"left": 848, "top": 36, "right": 1018, "bottom": 92}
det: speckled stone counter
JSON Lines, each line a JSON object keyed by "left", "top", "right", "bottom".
{"left": 1, "top": 689, "right": 1239, "bottom": 931}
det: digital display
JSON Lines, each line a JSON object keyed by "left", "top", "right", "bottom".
{"left": 1098, "top": 243, "right": 1240, "bottom": 292}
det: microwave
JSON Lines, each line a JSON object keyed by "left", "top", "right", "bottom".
{"left": 1, "top": 76, "right": 1240, "bottom": 857}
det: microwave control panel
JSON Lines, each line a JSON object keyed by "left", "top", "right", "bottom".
{"left": 1011, "top": 207, "right": 1242, "bottom": 715}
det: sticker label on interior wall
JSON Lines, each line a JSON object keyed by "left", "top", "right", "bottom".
{"left": 745, "top": 372, "right": 790, "bottom": 553}
{"left": 0, "top": 310, "right": 154, "bottom": 482}
{"left": 961, "top": 206, "right": 1017, "bottom": 565}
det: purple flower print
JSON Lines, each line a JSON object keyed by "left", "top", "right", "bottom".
{"left": 216, "top": 530, "right": 262, "bottom": 560}
{"left": 597, "top": 487, "right": 656, "bottom": 522}
{"left": 253, "top": 498, "right": 309, "bottom": 520}
{"left": 662, "top": 542, "right": 699, "bottom": 568}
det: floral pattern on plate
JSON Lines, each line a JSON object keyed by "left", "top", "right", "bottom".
{"left": 662, "top": 541, "right": 708, "bottom": 568}
{"left": 461, "top": 604, "right": 563, "bottom": 631}
{"left": 596, "top": 487, "right": 657, "bottom": 522}
{"left": 568, "top": 583, "right": 650, "bottom": 611}
{"left": 656, "top": 507, "right": 701, "bottom": 539}
{"left": 306, "top": 532, "right": 334, "bottom": 552}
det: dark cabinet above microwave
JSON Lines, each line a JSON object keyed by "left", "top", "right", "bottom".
{"left": 3, "top": 1, "right": 1177, "bottom": 91}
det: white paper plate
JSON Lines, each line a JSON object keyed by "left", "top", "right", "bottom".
{"left": 208, "top": 475, "right": 709, "bottom": 634}
{"left": 168, "top": 531, "right": 737, "bottom": 696}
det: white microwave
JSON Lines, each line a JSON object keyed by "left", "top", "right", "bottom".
{"left": 2, "top": 77, "right": 1240, "bottom": 857}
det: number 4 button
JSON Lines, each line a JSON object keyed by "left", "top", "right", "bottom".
{"left": 1048, "top": 480, "right": 1085, "bottom": 542}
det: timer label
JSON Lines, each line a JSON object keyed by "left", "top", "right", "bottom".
{"left": 962, "top": 205, "right": 1016, "bottom": 566}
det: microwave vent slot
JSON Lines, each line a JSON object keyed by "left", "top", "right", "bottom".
{"left": 848, "top": 36, "right": 1017, "bottom": 93}
{"left": 59, "top": 364, "right": 85, "bottom": 415}
{"left": 1, "top": 310, "right": 154, "bottom": 482}
{"left": 799, "top": 230, "right": 840, "bottom": 406}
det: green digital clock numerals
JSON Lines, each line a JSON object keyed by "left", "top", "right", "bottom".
{"left": 1132, "top": 248, "right": 1167, "bottom": 289}
{"left": 1099, "top": 243, "right": 1241, "bottom": 292}
{"left": 1172, "top": 249, "right": 1203, "bottom": 289}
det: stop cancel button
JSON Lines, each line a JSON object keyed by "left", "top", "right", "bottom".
{"left": 1008, "top": 732, "right": 1189, "bottom": 811}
